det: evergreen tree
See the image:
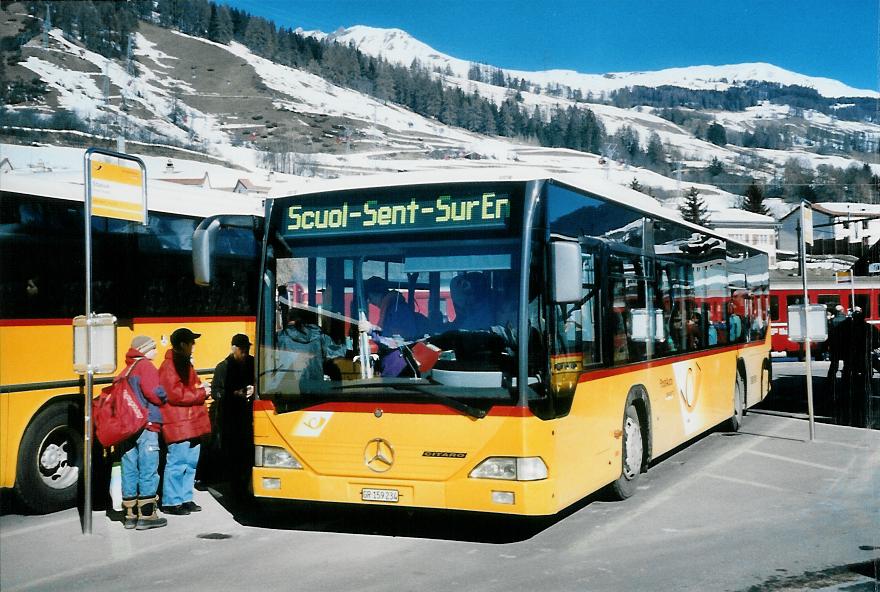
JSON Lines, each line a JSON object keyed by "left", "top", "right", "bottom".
{"left": 707, "top": 156, "right": 724, "bottom": 176}
{"left": 707, "top": 122, "right": 727, "bottom": 146}
{"left": 243, "top": 16, "right": 275, "bottom": 58}
{"left": 374, "top": 65, "right": 395, "bottom": 102}
{"left": 614, "top": 125, "right": 640, "bottom": 164}
{"left": 498, "top": 99, "right": 516, "bottom": 137}
{"left": 208, "top": 4, "right": 233, "bottom": 44}
{"left": 646, "top": 132, "right": 666, "bottom": 169}
{"left": 679, "top": 187, "right": 709, "bottom": 226}
{"left": 467, "top": 62, "right": 483, "bottom": 82}
{"left": 742, "top": 182, "right": 769, "bottom": 215}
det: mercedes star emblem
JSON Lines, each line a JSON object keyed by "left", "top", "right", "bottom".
{"left": 364, "top": 438, "right": 394, "bottom": 472}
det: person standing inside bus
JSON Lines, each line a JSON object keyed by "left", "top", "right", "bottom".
{"left": 159, "top": 328, "right": 212, "bottom": 515}
{"left": 211, "top": 333, "right": 255, "bottom": 499}
{"left": 119, "top": 336, "right": 168, "bottom": 530}
{"left": 364, "top": 276, "right": 426, "bottom": 341}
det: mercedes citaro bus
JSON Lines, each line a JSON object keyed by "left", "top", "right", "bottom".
{"left": 195, "top": 169, "right": 771, "bottom": 515}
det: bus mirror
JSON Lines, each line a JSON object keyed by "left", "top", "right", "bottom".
{"left": 193, "top": 218, "right": 220, "bottom": 286}
{"left": 193, "top": 215, "right": 261, "bottom": 286}
{"left": 550, "top": 241, "right": 581, "bottom": 303}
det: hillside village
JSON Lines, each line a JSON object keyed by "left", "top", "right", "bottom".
{"left": 1, "top": 0, "right": 879, "bottom": 273}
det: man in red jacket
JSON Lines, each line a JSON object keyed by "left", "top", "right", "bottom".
{"left": 120, "top": 336, "right": 168, "bottom": 530}
{"left": 159, "top": 328, "right": 211, "bottom": 515}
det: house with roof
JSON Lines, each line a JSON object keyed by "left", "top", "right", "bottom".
{"left": 160, "top": 172, "right": 211, "bottom": 189}
{"left": 777, "top": 202, "right": 880, "bottom": 262}
{"left": 232, "top": 178, "right": 270, "bottom": 195}
{"left": 707, "top": 208, "right": 779, "bottom": 266}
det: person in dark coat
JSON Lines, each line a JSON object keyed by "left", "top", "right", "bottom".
{"left": 842, "top": 308, "right": 872, "bottom": 427}
{"left": 211, "top": 333, "right": 255, "bottom": 497}
{"left": 825, "top": 304, "right": 848, "bottom": 420}
{"left": 827, "top": 305, "right": 847, "bottom": 379}
{"left": 364, "top": 276, "right": 426, "bottom": 341}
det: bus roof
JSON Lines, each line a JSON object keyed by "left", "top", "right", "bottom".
{"left": 1, "top": 169, "right": 265, "bottom": 218}
{"left": 268, "top": 167, "right": 763, "bottom": 255}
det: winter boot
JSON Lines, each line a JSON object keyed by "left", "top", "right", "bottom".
{"left": 122, "top": 498, "right": 138, "bottom": 530}
{"left": 136, "top": 496, "right": 168, "bottom": 530}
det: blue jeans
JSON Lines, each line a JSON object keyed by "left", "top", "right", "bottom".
{"left": 162, "top": 440, "right": 200, "bottom": 506}
{"left": 121, "top": 429, "right": 160, "bottom": 499}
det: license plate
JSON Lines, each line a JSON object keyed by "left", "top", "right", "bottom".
{"left": 361, "top": 488, "right": 399, "bottom": 502}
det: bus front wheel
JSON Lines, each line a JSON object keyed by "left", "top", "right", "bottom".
{"left": 607, "top": 404, "right": 644, "bottom": 500}
{"left": 14, "top": 402, "right": 83, "bottom": 514}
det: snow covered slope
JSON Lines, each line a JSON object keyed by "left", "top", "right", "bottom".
{"left": 324, "top": 25, "right": 879, "bottom": 99}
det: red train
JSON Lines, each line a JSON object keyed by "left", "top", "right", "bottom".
{"left": 770, "top": 274, "right": 880, "bottom": 358}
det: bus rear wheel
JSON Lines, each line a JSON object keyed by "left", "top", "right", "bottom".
{"left": 607, "top": 404, "right": 644, "bottom": 500}
{"left": 14, "top": 402, "right": 82, "bottom": 514}
{"left": 724, "top": 371, "right": 746, "bottom": 432}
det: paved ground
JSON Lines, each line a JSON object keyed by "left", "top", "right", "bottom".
{"left": 2, "top": 411, "right": 878, "bottom": 592}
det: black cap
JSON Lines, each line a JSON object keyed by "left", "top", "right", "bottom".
{"left": 170, "top": 327, "right": 201, "bottom": 347}
{"left": 231, "top": 333, "right": 251, "bottom": 348}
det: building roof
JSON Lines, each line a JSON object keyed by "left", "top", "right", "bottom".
{"left": 709, "top": 208, "right": 777, "bottom": 227}
{"left": 233, "top": 178, "right": 270, "bottom": 193}
{"left": 160, "top": 172, "right": 211, "bottom": 188}
{"left": 780, "top": 201, "right": 880, "bottom": 222}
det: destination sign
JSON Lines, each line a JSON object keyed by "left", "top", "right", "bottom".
{"left": 284, "top": 191, "right": 512, "bottom": 236}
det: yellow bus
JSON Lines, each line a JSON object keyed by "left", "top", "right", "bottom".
{"left": 197, "top": 169, "right": 771, "bottom": 515}
{"left": 0, "top": 168, "right": 262, "bottom": 513}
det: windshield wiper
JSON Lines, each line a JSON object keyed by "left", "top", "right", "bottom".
{"left": 331, "top": 379, "right": 487, "bottom": 419}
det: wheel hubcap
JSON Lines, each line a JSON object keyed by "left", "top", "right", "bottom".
{"left": 623, "top": 416, "right": 643, "bottom": 480}
{"left": 38, "top": 429, "right": 78, "bottom": 490}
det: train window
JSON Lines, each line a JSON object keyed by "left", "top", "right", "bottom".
{"left": 769, "top": 296, "right": 779, "bottom": 321}
{"left": 817, "top": 294, "right": 839, "bottom": 313}
{"left": 849, "top": 294, "right": 870, "bottom": 316}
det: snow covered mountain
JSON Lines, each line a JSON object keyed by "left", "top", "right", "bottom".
{"left": 321, "top": 25, "right": 879, "bottom": 99}
{"left": 2, "top": 10, "right": 877, "bottom": 221}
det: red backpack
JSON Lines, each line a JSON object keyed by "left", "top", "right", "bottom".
{"left": 94, "top": 360, "right": 148, "bottom": 448}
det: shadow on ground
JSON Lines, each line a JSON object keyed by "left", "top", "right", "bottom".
{"left": 754, "top": 368, "right": 880, "bottom": 429}
{"left": 202, "top": 480, "right": 604, "bottom": 544}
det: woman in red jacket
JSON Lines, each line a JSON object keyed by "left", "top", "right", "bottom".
{"left": 159, "top": 328, "right": 211, "bottom": 515}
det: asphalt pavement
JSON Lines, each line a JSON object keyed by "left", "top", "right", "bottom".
{"left": 1, "top": 407, "right": 878, "bottom": 592}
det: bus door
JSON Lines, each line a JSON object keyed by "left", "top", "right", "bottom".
{"left": 549, "top": 240, "right": 602, "bottom": 409}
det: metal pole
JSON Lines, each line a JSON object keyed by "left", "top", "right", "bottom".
{"left": 82, "top": 153, "right": 94, "bottom": 534}
{"left": 800, "top": 202, "right": 815, "bottom": 441}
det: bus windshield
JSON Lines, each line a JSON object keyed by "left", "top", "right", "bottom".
{"left": 260, "top": 188, "right": 529, "bottom": 414}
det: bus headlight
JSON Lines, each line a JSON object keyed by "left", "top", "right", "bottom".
{"left": 254, "top": 445, "right": 303, "bottom": 469}
{"left": 469, "top": 457, "right": 548, "bottom": 481}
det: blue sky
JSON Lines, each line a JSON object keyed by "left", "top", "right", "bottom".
{"left": 223, "top": 0, "right": 877, "bottom": 91}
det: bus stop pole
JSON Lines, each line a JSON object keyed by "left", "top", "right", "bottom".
{"left": 800, "top": 202, "right": 816, "bottom": 441}
{"left": 82, "top": 155, "right": 94, "bottom": 534}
